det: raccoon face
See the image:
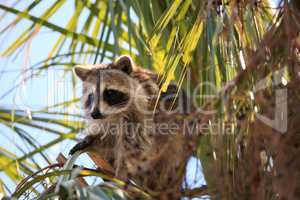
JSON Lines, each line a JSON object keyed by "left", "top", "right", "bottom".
{"left": 74, "top": 56, "right": 153, "bottom": 125}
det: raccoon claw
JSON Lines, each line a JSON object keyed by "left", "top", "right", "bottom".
{"left": 69, "top": 136, "right": 94, "bottom": 155}
{"left": 69, "top": 144, "right": 82, "bottom": 155}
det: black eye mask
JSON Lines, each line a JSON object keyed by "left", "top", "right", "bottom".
{"left": 103, "top": 89, "right": 129, "bottom": 106}
{"left": 85, "top": 93, "right": 94, "bottom": 108}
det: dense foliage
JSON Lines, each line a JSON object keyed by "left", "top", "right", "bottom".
{"left": 0, "top": 0, "right": 299, "bottom": 199}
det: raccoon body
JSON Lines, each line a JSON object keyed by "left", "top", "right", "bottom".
{"left": 73, "top": 56, "right": 194, "bottom": 199}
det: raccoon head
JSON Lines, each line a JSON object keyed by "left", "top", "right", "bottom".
{"left": 74, "top": 56, "right": 159, "bottom": 135}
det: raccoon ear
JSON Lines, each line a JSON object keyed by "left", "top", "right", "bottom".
{"left": 115, "top": 55, "right": 134, "bottom": 74}
{"left": 74, "top": 65, "right": 91, "bottom": 81}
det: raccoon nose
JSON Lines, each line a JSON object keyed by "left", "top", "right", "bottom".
{"left": 91, "top": 108, "right": 104, "bottom": 119}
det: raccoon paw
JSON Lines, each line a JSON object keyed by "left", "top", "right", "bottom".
{"left": 69, "top": 136, "right": 94, "bottom": 155}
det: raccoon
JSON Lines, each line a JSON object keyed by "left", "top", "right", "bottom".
{"left": 71, "top": 55, "right": 195, "bottom": 199}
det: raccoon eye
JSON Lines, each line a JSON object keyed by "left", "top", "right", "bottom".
{"left": 85, "top": 93, "right": 94, "bottom": 108}
{"left": 103, "top": 89, "right": 129, "bottom": 106}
